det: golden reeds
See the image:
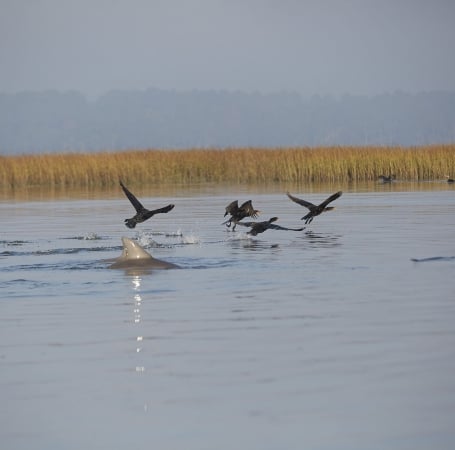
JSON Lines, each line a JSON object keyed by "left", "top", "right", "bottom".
{"left": 1, "top": 145, "right": 454, "bottom": 189}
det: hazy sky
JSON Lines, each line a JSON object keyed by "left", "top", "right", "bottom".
{"left": 1, "top": 0, "right": 455, "bottom": 97}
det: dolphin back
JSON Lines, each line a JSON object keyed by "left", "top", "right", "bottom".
{"left": 109, "top": 237, "right": 179, "bottom": 269}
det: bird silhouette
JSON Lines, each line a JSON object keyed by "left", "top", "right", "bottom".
{"left": 378, "top": 174, "right": 396, "bottom": 183}
{"left": 120, "top": 180, "right": 174, "bottom": 229}
{"left": 286, "top": 191, "right": 342, "bottom": 224}
{"left": 236, "top": 217, "right": 304, "bottom": 236}
{"left": 446, "top": 175, "right": 454, "bottom": 183}
{"left": 223, "top": 200, "right": 260, "bottom": 230}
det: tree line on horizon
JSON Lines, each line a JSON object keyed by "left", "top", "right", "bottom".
{"left": 1, "top": 88, "right": 454, "bottom": 154}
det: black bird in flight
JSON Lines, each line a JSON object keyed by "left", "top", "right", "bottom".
{"left": 236, "top": 217, "right": 305, "bottom": 236}
{"left": 120, "top": 180, "right": 174, "bottom": 229}
{"left": 286, "top": 191, "right": 342, "bottom": 224}
{"left": 223, "top": 200, "right": 260, "bottom": 230}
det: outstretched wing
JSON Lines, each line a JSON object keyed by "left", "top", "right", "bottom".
{"left": 286, "top": 192, "right": 316, "bottom": 210}
{"left": 239, "top": 200, "right": 259, "bottom": 218}
{"left": 318, "top": 191, "right": 342, "bottom": 209}
{"left": 268, "top": 224, "right": 305, "bottom": 232}
{"left": 142, "top": 204, "right": 175, "bottom": 220}
{"left": 120, "top": 180, "right": 144, "bottom": 213}
{"left": 225, "top": 200, "right": 239, "bottom": 216}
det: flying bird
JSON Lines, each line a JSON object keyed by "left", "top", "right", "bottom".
{"left": 120, "top": 180, "right": 174, "bottom": 229}
{"left": 286, "top": 191, "right": 342, "bottom": 224}
{"left": 223, "top": 200, "right": 260, "bottom": 230}
{"left": 236, "top": 217, "right": 305, "bottom": 236}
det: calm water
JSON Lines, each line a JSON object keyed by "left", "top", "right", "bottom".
{"left": 1, "top": 184, "right": 454, "bottom": 450}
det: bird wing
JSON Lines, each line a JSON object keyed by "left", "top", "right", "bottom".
{"left": 239, "top": 200, "right": 259, "bottom": 218}
{"left": 225, "top": 200, "right": 239, "bottom": 216}
{"left": 120, "top": 181, "right": 145, "bottom": 213}
{"left": 268, "top": 224, "right": 305, "bottom": 232}
{"left": 286, "top": 192, "right": 316, "bottom": 210}
{"left": 142, "top": 204, "right": 175, "bottom": 220}
{"left": 318, "top": 191, "right": 342, "bottom": 209}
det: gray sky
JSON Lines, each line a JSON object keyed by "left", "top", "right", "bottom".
{"left": 1, "top": 0, "right": 455, "bottom": 98}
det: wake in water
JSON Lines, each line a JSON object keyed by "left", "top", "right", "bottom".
{"left": 225, "top": 231, "right": 253, "bottom": 241}
{"left": 62, "top": 232, "right": 104, "bottom": 241}
{"left": 411, "top": 256, "right": 455, "bottom": 262}
{"left": 0, "top": 240, "right": 30, "bottom": 246}
{"left": 150, "top": 229, "right": 183, "bottom": 237}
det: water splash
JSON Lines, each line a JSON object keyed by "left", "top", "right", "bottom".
{"left": 83, "top": 232, "right": 101, "bottom": 240}
{"left": 135, "top": 232, "right": 160, "bottom": 248}
{"left": 179, "top": 233, "right": 201, "bottom": 245}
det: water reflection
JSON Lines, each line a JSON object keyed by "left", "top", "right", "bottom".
{"left": 301, "top": 230, "right": 342, "bottom": 248}
{"left": 131, "top": 276, "right": 145, "bottom": 373}
{"left": 1, "top": 180, "right": 453, "bottom": 202}
{"left": 122, "top": 266, "right": 156, "bottom": 277}
{"left": 227, "top": 236, "right": 282, "bottom": 251}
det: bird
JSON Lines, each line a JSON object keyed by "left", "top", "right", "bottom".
{"left": 446, "top": 175, "right": 454, "bottom": 183}
{"left": 378, "top": 174, "right": 396, "bottom": 183}
{"left": 119, "top": 180, "right": 175, "bottom": 229}
{"left": 286, "top": 191, "right": 342, "bottom": 224}
{"left": 223, "top": 200, "right": 260, "bottom": 230}
{"left": 236, "top": 217, "right": 305, "bottom": 236}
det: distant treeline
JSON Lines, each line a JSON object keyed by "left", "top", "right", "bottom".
{"left": 0, "top": 89, "right": 455, "bottom": 154}
{"left": 1, "top": 145, "right": 454, "bottom": 188}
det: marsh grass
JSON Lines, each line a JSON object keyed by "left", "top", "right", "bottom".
{"left": 1, "top": 145, "right": 454, "bottom": 189}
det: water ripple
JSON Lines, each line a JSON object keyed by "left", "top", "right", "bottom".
{"left": 411, "top": 256, "right": 455, "bottom": 262}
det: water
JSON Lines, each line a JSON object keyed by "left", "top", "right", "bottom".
{"left": 1, "top": 185, "right": 455, "bottom": 450}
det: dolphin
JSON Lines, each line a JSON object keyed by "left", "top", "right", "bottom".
{"left": 109, "top": 237, "right": 179, "bottom": 270}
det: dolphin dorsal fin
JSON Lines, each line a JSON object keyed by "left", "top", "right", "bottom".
{"left": 121, "top": 237, "right": 154, "bottom": 260}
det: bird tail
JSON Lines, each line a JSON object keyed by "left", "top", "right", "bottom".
{"left": 154, "top": 204, "right": 175, "bottom": 214}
